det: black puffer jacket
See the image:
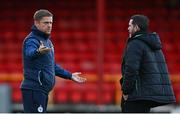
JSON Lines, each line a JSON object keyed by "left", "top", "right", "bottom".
{"left": 121, "top": 31, "right": 176, "bottom": 104}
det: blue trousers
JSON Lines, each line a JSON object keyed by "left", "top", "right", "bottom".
{"left": 21, "top": 89, "right": 48, "bottom": 113}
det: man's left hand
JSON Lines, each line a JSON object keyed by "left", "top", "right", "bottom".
{"left": 71, "top": 72, "right": 87, "bottom": 83}
{"left": 123, "top": 94, "right": 128, "bottom": 101}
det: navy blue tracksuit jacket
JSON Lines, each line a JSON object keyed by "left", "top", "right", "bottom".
{"left": 21, "top": 25, "right": 72, "bottom": 94}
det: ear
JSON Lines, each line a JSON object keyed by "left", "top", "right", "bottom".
{"left": 34, "top": 20, "right": 39, "bottom": 26}
{"left": 135, "top": 25, "right": 140, "bottom": 31}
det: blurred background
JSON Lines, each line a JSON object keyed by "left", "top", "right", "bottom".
{"left": 0, "top": 0, "right": 179, "bottom": 113}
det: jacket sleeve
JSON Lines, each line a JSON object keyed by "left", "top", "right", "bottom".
{"left": 122, "top": 40, "right": 143, "bottom": 95}
{"left": 55, "top": 63, "right": 72, "bottom": 79}
{"left": 24, "top": 38, "right": 40, "bottom": 59}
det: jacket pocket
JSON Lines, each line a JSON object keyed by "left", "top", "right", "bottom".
{"left": 38, "top": 70, "right": 43, "bottom": 86}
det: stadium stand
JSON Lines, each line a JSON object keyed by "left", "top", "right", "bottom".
{"left": 0, "top": 0, "right": 179, "bottom": 112}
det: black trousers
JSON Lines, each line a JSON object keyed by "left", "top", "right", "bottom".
{"left": 121, "top": 99, "right": 151, "bottom": 113}
{"left": 21, "top": 89, "right": 48, "bottom": 113}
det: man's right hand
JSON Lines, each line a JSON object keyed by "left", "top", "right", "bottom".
{"left": 37, "top": 41, "right": 52, "bottom": 54}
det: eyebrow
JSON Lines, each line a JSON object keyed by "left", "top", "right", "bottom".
{"left": 41, "top": 21, "right": 52, "bottom": 22}
{"left": 41, "top": 21, "right": 53, "bottom": 24}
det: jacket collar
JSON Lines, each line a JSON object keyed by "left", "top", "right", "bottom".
{"left": 131, "top": 31, "right": 147, "bottom": 39}
{"left": 31, "top": 25, "right": 50, "bottom": 39}
{"left": 128, "top": 31, "right": 147, "bottom": 42}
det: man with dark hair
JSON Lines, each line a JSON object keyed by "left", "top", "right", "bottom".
{"left": 21, "top": 9, "right": 86, "bottom": 113}
{"left": 120, "top": 14, "right": 176, "bottom": 112}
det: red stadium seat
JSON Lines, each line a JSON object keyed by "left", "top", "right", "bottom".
{"left": 10, "top": 82, "right": 22, "bottom": 103}
{"left": 70, "top": 90, "right": 82, "bottom": 104}
{"left": 53, "top": 86, "right": 69, "bottom": 104}
{"left": 84, "top": 90, "right": 98, "bottom": 104}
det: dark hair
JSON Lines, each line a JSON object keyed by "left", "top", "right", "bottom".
{"left": 33, "top": 9, "right": 53, "bottom": 21}
{"left": 130, "top": 14, "right": 149, "bottom": 31}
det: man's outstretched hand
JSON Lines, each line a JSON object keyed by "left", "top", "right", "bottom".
{"left": 71, "top": 72, "right": 87, "bottom": 83}
{"left": 38, "top": 41, "right": 52, "bottom": 54}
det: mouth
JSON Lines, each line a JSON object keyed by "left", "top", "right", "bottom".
{"left": 47, "top": 29, "right": 51, "bottom": 32}
{"left": 45, "top": 30, "right": 51, "bottom": 34}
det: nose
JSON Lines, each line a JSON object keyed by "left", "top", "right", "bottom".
{"left": 128, "top": 27, "right": 130, "bottom": 31}
{"left": 48, "top": 23, "right": 52, "bottom": 26}
{"left": 48, "top": 24, "right": 52, "bottom": 28}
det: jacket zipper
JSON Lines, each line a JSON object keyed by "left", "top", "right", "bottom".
{"left": 135, "top": 80, "right": 138, "bottom": 92}
{"left": 38, "top": 70, "right": 42, "bottom": 86}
